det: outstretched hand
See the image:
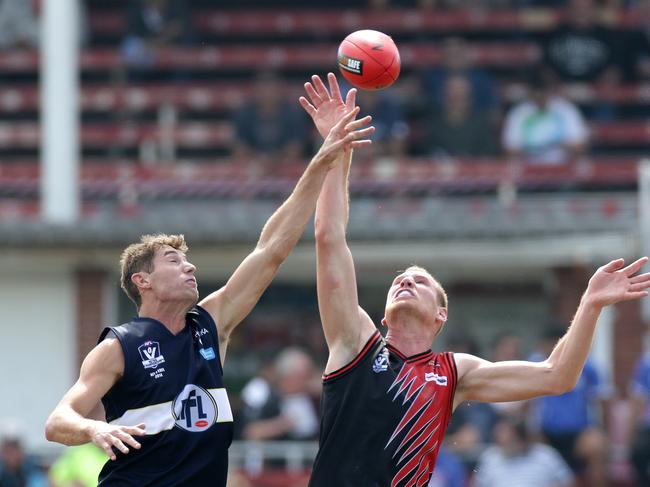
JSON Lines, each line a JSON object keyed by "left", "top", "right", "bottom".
{"left": 585, "top": 257, "right": 650, "bottom": 308}
{"left": 300, "top": 73, "right": 357, "bottom": 139}
{"left": 312, "top": 106, "right": 374, "bottom": 169}
{"left": 90, "top": 421, "right": 146, "bottom": 461}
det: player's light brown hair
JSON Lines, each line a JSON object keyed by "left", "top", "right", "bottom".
{"left": 120, "top": 234, "right": 188, "bottom": 308}
{"left": 403, "top": 265, "right": 448, "bottom": 309}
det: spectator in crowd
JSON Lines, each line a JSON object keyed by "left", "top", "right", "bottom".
{"left": 121, "top": 0, "right": 195, "bottom": 80}
{"left": 489, "top": 332, "right": 528, "bottom": 418}
{"left": 424, "top": 74, "right": 498, "bottom": 158}
{"left": 542, "top": 0, "right": 622, "bottom": 120}
{"left": 49, "top": 444, "right": 108, "bottom": 487}
{"left": 529, "top": 328, "right": 611, "bottom": 487}
{"left": 0, "top": 433, "right": 47, "bottom": 487}
{"left": 428, "top": 447, "right": 468, "bottom": 487}
{"left": 627, "top": 342, "right": 650, "bottom": 486}
{"left": 444, "top": 401, "right": 497, "bottom": 471}
{"left": 422, "top": 37, "right": 498, "bottom": 115}
{"left": 625, "top": 0, "right": 650, "bottom": 81}
{"left": 354, "top": 89, "right": 409, "bottom": 160}
{"left": 543, "top": 0, "right": 622, "bottom": 85}
{"left": 502, "top": 69, "right": 589, "bottom": 165}
{"left": 0, "top": 0, "right": 38, "bottom": 50}
{"left": 474, "top": 416, "right": 575, "bottom": 487}
{"left": 232, "top": 71, "right": 307, "bottom": 165}
{"left": 444, "top": 335, "right": 498, "bottom": 470}
{"left": 491, "top": 332, "right": 523, "bottom": 363}
{"left": 240, "top": 347, "right": 319, "bottom": 442}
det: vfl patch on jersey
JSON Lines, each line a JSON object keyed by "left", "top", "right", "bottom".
{"left": 138, "top": 341, "right": 165, "bottom": 369}
{"left": 373, "top": 350, "right": 389, "bottom": 373}
{"left": 172, "top": 384, "right": 218, "bottom": 432}
{"left": 425, "top": 372, "right": 448, "bottom": 386}
{"left": 199, "top": 347, "right": 216, "bottom": 361}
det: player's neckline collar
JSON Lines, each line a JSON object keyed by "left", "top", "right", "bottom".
{"left": 133, "top": 315, "right": 188, "bottom": 337}
{"left": 385, "top": 342, "right": 434, "bottom": 362}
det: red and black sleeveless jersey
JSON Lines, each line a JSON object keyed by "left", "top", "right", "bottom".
{"left": 309, "top": 330, "right": 458, "bottom": 487}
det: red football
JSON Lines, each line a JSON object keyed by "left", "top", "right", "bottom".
{"left": 337, "top": 30, "right": 401, "bottom": 90}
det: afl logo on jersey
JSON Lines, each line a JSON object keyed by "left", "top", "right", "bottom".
{"left": 172, "top": 384, "right": 218, "bottom": 432}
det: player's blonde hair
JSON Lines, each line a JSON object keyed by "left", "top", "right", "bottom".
{"left": 120, "top": 234, "right": 188, "bottom": 308}
{"left": 403, "top": 265, "right": 448, "bottom": 309}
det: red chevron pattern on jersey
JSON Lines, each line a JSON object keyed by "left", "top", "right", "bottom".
{"left": 385, "top": 353, "right": 456, "bottom": 487}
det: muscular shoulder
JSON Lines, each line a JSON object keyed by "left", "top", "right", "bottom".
{"left": 451, "top": 353, "right": 490, "bottom": 401}
{"left": 82, "top": 337, "right": 125, "bottom": 380}
{"left": 453, "top": 353, "right": 486, "bottom": 379}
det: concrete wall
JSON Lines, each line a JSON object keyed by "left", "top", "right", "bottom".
{"left": 0, "top": 271, "right": 76, "bottom": 451}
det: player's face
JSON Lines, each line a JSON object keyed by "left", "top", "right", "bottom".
{"left": 384, "top": 271, "right": 440, "bottom": 323}
{"left": 147, "top": 245, "right": 199, "bottom": 304}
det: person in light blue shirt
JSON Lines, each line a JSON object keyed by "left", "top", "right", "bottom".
{"left": 428, "top": 447, "right": 468, "bottom": 487}
{"left": 529, "top": 328, "right": 611, "bottom": 487}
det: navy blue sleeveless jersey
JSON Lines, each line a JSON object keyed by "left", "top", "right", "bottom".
{"left": 97, "top": 305, "right": 233, "bottom": 487}
{"left": 309, "top": 331, "right": 458, "bottom": 487}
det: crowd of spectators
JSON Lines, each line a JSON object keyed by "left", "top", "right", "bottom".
{"left": 0, "top": 0, "right": 648, "bottom": 167}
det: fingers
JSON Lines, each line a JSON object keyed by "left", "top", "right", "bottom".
{"left": 345, "top": 115, "right": 372, "bottom": 132}
{"left": 327, "top": 72, "right": 343, "bottom": 103}
{"left": 601, "top": 258, "right": 625, "bottom": 272}
{"left": 350, "top": 139, "right": 373, "bottom": 148}
{"left": 333, "top": 106, "right": 360, "bottom": 130}
{"left": 321, "top": 124, "right": 374, "bottom": 154}
{"left": 103, "top": 429, "right": 142, "bottom": 459}
{"left": 311, "top": 74, "right": 331, "bottom": 101}
{"left": 622, "top": 291, "right": 649, "bottom": 301}
{"left": 117, "top": 429, "right": 142, "bottom": 449}
{"left": 630, "top": 272, "right": 650, "bottom": 284}
{"left": 630, "top": 282, "right": 650, "bottom": 293}
{"left": 345, "top": 87, "right": 357, "bottom": 111}
{"left": 298, "top": 96, "right": 317, "bottom": 118}
{"left": 98, "top": 439, "right": 117, "bottom": 461}
{"left": 623, "top": 256, "right": 649, "bottom": 277}
{"left": 344, "top": 126, "right": 375, "bottom": 142}
{"left": 112, "top": 437, "right": 130, "bottom": 455}
{"left": 303, "top": 82, "right": 322, "bottom": 107}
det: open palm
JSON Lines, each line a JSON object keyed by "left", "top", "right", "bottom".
{"left": 300, "top": 73, "right": 357, "bottom": 139}
{"left": 586, "top": 257, "right": 650, "bottom": 307}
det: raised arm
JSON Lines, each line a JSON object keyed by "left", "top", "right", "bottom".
{"left": 45, "top": 338, "right": 145, "bottom": 460}
{"left": 302, "top": 73, "right": 377, "bottom": 373}
{"left": 454, "top": 257, "right": 650, "bottom": 407}
{"left": 199, "top": 85, "right": 374, "bottom": 361}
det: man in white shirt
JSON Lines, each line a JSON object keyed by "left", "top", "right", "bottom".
{"left": 475, "top": 416, "right": 575, "bottom": 487}
{"left": 502, "top": 71, "right": 588, "bottom": 165}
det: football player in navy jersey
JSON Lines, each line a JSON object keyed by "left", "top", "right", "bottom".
{"left": 44, "top": 79, "right": 375, "bottom": 486}
{"left": 300, "top": 73, "right": 650, "bottom": 487}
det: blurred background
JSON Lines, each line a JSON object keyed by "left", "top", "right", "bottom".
{"left": 0, "top": 0, "right": 650, "bottom": 486}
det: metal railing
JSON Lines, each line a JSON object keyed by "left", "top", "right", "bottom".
{"left": 229, "top": 440, "right": 319, "bottom": 475}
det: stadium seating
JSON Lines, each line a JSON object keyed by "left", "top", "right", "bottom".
{"left": 0, "top": 3, "right": 648, "bottom": 208}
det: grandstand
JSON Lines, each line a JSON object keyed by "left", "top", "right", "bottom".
{"left": 0, "top": 1, "right": 649, "bottom": 486}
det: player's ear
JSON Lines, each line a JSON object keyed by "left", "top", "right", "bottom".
{"left": 131, "top": 272, "right": 150, "bottom": 290}
{"left": 436, "top": 307, "right": 448, "bottom": 324}
{"left": 381, "top": 317, "right": 388, "bottom": 327}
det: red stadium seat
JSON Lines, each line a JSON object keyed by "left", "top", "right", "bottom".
{"left": 88, "top": 8, "right": 643, "bottom": 37}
